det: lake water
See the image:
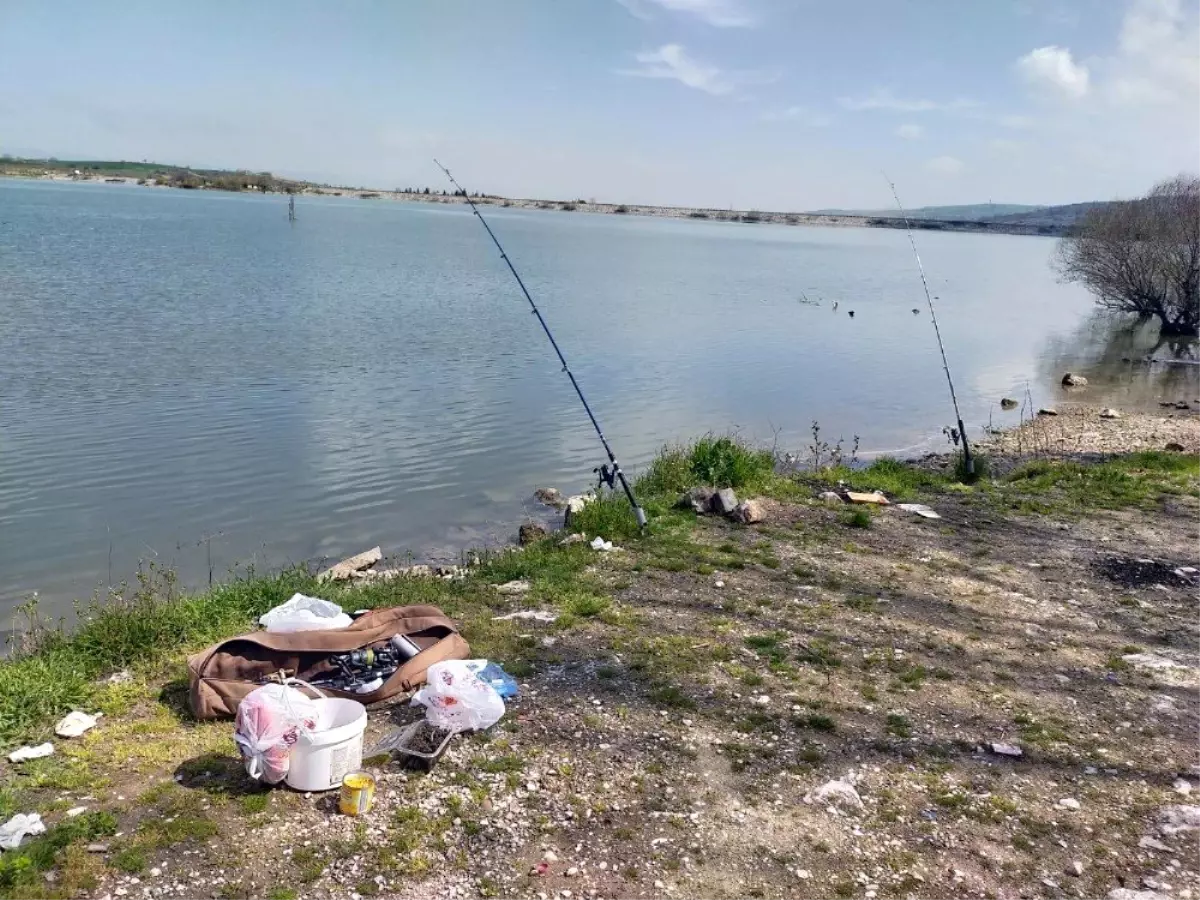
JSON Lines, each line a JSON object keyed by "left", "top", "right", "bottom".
{"left": 1, "top": 179, "right": 1193, "bottom": 621}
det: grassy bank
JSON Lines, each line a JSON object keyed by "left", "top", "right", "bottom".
{"left": 1, "top": 434, "right": 1197, "bottom": 899}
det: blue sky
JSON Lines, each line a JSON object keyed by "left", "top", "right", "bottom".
{"left": 1, "top": 0, "right": 1196, "bottom": 208}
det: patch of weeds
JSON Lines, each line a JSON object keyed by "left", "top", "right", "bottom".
{"left": 895, "top": 664, "right": 929, "bottom": 690}
{"left": 648, "top": 683, "right": 696, "bottom": 710}
{"left": 478, "top": 754, "right": 523, "bottom": 773}
{"left": 0, "top": 810, "right": 117, "bottom": 895}
{"left": 744, "top": 632, "right": 788, "bottom": 664}
{"left": 237, "top": 792, "right": 270, "bottom": 815}
{"left": 1004, "top": 451, "right": 1199, "bottom": 515}
{"left": 1013, "top": 711, "right": 1068, "bottom": 747}
{"left": 737, "top": 711, "right": 781, "bottom": 734}
{"left": 614, "top": 826, "right": 636, "bottom": 841}
{"left": 796, "top": 639, "right": 842, "bottom": 669}
{"left": 562, "top": 592, "right": 610, "bottom": 618}
{"left": 843, "top": 508, "right": 873, "bottom": 529}
{"left": 111, "top": 847, "right": 148, "bottom": 874}
{"left": 886, "top": 712, "right": 913, "bottom": 738}
{"left": 796, "top": 713, "right": 836, "bottom": 732}
{"left": 292, "top": 847, "right": 326, "bottom": 883}
{"left": 355, "top": 882, "right": 380, "bottom": 897}
{"left": 268, "top": 890, "right": 298, "bottom": 900}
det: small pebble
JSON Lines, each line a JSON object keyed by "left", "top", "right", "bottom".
{"left": 1173, "top": 779, "right": 1193, "bottom": 796}
{"left": 1067, "top": 861, "right": 1084, "bottom": 877}
{"left": 566, "top": 867, "right": 580, "bottom": 877}
{"left": 543, "top": 850, "right": 559, "bottom": 864}
{"left": 1057, "top": 797, "right": 1081, "bottom": 810}
{"left": 714, "top": 580, "right": 725, "bottom": 588}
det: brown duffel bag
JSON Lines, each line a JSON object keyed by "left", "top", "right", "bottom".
{"left": 187, "top": 605, "right": 470, "bottom": 719}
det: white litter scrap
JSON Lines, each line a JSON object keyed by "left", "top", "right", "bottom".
{"left": 7, "top": 743, "right": 54, "bottom": 763}
{"left": 492, "top": 610, "right": 557, "bottom": 624}
{"left": 55, "top": 711, "right": 100, "bottom": 738}
{"left": 0, "top": 813, "right": 46, "bottom": 850}
{"left": 590, "top": 537, "right": 617, "bottom": 552}
{"left": 898, "top": 503, "right": 941, "bottom": 520}
{"left": 258, "top": 593, "right": 352, "bottom": 633}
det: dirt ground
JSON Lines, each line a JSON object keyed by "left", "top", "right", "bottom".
{"left": 3, "top": 426, "right": 1199, "bottom": 900}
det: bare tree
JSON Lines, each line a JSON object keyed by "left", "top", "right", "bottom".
{"left": 1055, "top": 174, "right": 1199, "bottom": 336}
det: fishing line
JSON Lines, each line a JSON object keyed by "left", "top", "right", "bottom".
{"left": 884, "top": 174, "right": 975, "bottom": 476}
{"left": 434, "top": 159, "right": 648, "bottom": 529}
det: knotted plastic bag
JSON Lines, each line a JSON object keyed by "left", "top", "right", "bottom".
{"left": 233, "top": 683, "right": 319, "bottom": 783}
{"left": 412, "top": 660, "right": 505, "bottom": 733}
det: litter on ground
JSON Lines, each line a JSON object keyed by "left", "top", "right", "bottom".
{"left": 898, "top": 502, "right": 942, "bottom": 519}
{"left": 6, "top": 742, "right": 54, "bottom": 763}
{"left": 54, "top": 711, "right": 100, "bottom": 738}
{"left": 0, "top": 813, "right": 46, "bottom": 850}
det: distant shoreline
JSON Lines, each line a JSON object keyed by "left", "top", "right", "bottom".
{"left": 0, "top": 167, "right": 1065, "bottom": 237}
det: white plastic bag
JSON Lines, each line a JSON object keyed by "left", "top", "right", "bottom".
{"left": 0, "top": 813, "right": 45, "bottom": 850}
{"left": 412, "top": 660, "right": 505, "bottom": 733}
{"left": 233, "top": 683, "right": 319, "bottom": 783}
{"left": 258, "top": 593, "right": 352, "bottom": 633}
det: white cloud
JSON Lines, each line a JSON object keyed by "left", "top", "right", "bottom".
{"left": 761, "top": 105, "right": 830, "bottom": 126}
{"left": 1107, "top": 0, "right": 1199, "bottom": 105}
{"left": 618, "top": 44, "right": 775, "bottom": 96}
{"left": 616, "top": 0, "right": 757, "bottom": 27}
{"left": 1015, "top": 46, "right": 1090, "bottom": 99}
{"left": 895, "top": 123, "right": 924, "bottom": 140}
{"left": 839, "top": 88, "right": 977, "bottom": 113}
{"left": 925, "top": 155, "right": 965, "bottom": 176}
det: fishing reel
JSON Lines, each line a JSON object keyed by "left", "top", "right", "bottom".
{"left": 594, "top": 463, "right": 616, "bottom": 491}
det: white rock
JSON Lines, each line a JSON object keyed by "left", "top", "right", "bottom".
{"left": 1139, "top": 836, "right": 1171, "bottom": 852}
{"left": 149, "top": 868, "right": 161, "bottom": 877}
{"left": 805, "top": 778, "right": 863, "bottom": 812}
{"left": 1173, "top": 779, "right": 1193, "bottom": 796}
{"left": 543, "top": 850, "right": 559, "bottom": 863}
{"left": 752, "top": 695, "right": 770, "bottom": 706}
{"left": 990, "top": 742, "right": 1023, "bottom": 758}
{"left": 1058, "top": 798, "right": 1081, "bottom": 810}
{"left": 714, "top": 580, "right": 725, "bottom": 588}
{"left": 1158, "top": 804, "right": 1200, "bottom": 836}
{"left": 66, "top": 807, "right": 88, "bottom": 818}
{"left": 1108, "top": 890, "right": 1172, "bottom": 900}
{"left": 1123, "top": 652, "right": 1187, "bottom": 671}
{"left": 566, "top": 867, "right": 579, "bottom": 877}
{"left": 796, "top": 869, "right": 811, "bottom": 879}
{"left": 1067, "top": 861, "right": 1084, "bottom": 877}
{"left": 495, "top": 580, "right": 532, "bottom": 595}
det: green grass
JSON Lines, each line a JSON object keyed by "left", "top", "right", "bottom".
{"left": 1003, "top": 451, "right": 1199, "bottom": 514}
{"left": 815, "top": 457, "right": 953, "bottom": 500}
{"left": 0, "top": 811, "right": 117, "bottom": 895}
{"left": 843, "top": 508, "right": 874, "bottom": 529}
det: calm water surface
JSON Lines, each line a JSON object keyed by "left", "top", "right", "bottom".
{"left": 1, "top": 180, "right": 1194, "bottom": 619}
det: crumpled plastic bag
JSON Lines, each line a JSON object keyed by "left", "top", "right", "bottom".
{"left": 233, "top": 683, "right": 319, "bottom": 783}
{"left": 0, "top": 813, "right": 46, "bottom": 850}
{"left": 412, "top": 660, "right": 505, "bottom": 734}
{"left": 55, "top": 711, "right": 100, "bottom": 738}
{"left": 258, "top": 593, "right": 353, "bottom": 633}
{"left": 7, "top": 743, "right": 54, "bottom": 763}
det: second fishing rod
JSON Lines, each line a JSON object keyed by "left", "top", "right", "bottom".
{"left": 434, "top": 160, "right": 648, "bottom": 531}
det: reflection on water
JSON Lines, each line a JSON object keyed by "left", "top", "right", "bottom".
{"left": 1039, "top": 313, "right": 1200, "bottom": 409}
{"left": 0, "top": 179, "right": 1191, "bottom": 620}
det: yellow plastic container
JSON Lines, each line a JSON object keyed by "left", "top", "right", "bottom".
{"left": 338, "top": 772, "right": 375, "bottom": 816}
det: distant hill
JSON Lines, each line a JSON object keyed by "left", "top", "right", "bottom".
{"left": 811, "top": 203, "right": 1042, "bottom": 220}
{"left": 810, "top": 200, "right": 1110, "bottom": 235}
{"left": 978, "top": 202, "right": 1107, "bottom": 229}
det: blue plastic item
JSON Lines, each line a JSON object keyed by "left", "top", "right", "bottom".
{"left": 475, "top": 662, "right": 519, "bottom": 699}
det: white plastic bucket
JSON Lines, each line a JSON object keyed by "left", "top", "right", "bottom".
{"left": 285, "top": 698, "right": 367, "bottom": 792}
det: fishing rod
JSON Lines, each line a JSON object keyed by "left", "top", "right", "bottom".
{"left": 434, "top": 159, "right": 648, "bottom": 530}
{"left": 884, "top": 174, "right": 974, "bottom": 476}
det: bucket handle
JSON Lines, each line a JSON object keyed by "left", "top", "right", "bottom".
{"left": 281, "top": 677, "right": 327, "bottom": 747}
